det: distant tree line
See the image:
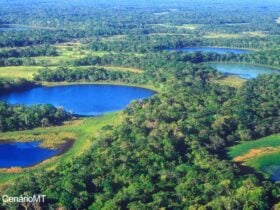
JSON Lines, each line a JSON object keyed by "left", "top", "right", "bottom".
{"left": 33, "top": 67, "right": 144, "bottom": 84}
{"left": 0, "top": 45, "right": 58, "bottom": 58}
{"left": 0, "top": 78, "right": 36, "bottom": 94}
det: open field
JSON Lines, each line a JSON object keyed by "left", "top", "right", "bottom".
{"left": 0, "top": 112, "right": 121, "bottom": 185}
{"left": 204, "top": 33, "right": 243, "bottom": 39}
{"left": 228, "top": 134, "right": 280, "bottom": 179}
{"left": 148, "top": 23, "right": 203, "bottom": 30}
{"left": 213, "top": 76, "right": 245, "bottom": 88}
{"left": 0, "top": 40, "right": 144, "bottom": 79}
{"left": 0, "top": 65, "right": 143, "bottom": 79}
{"left": 204, "top": 31, "right": 267, "bottom": 39}
{"left": 228, "top": 134, "right": 280, "bottom": 159}
{"left": 0, "top": 66, "right": 42, "bottom": 79}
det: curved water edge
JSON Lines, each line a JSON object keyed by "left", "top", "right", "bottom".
{"left": 167, "top": 47, "right": 253, "bottom": 54}
{"left": 210, "top": 63, "right": 280, "bottom": 79}
{"left": 0, "top": 84, "right": 156, "bottom": 168}
{"left": 0, "top": 84, "right": 156, "bottom": 116}
{"left": 0, "top": 141, "right": 57, "bottom": 168}
{"left": 262, "top": 165, "right": 280, "bottom": 182}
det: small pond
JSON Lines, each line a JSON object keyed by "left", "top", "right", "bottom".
{"left": 0, "top": 141, "right": 59, "bottom": 168}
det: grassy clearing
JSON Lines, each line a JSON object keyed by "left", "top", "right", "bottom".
{"left": 0, "top": 112, "right": 121, "bottom": 185}
{"left": 213, "top": 76, "right": 245, "bottom": 88}
{"left": 204, "top": 31, "right": 267, "bottom": 39}
{"left": 0, "top": 66, "right": 42, "bottom": 79}
{"left": 246, "top": 153, "right": 280, "bottom": 170}
{"left": 177, "top": 24, "right": 203, "bottom": 30}
{"left": 37, "top": 44, "right": 108, "bottom": 66}
{"left": 0, "top": 40, "right": 139, "bottom": 79}
{"left": 0, "top": 64, "right": 142, "bottom": 80}
{"left": 148, "top": 23, "right": 202, "bottom": 30}
{"left": 0, "top": 120, "right": 80, "bottom": 149}
{"left": 33, "top": 55, "right": 77, "bottom": 66}
{"left": 101, "top": 35, "right": 127, "bottom": 42}
{"left": 204, "top": 33, "right": 243, "bottom": 39}
{"left": 228, "top": 134, "right": 280, "bottom": 179}
{"left": 246, "top": 153, "right": 280, "bottom": 180}
{"left": 228, "top": 134, "right": 280, "bottom": 159}
{"left": 242, "top": 31, "right": 267, "bottom": 37}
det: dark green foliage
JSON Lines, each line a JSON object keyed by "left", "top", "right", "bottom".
{"left": 0, "top": 102, "right": 71, "bottom": 132}
{"left": 1, "top": 0, "right": 280, "bottom": 209}
{"left": 33, "top": 67, "right": 143, "bottom": 84}
{"left": 225, "top": 75, "right": 280, "bottom": 140}
{"left": 0, "top": 79, "right": 71, "bottom": 132}
{"left": 0, "top": 78, "right": 35, "bottom": 94}
{"left": 4, "top": 71, "right": 280, "bottom": 209}
{"left": 0, "top": 45, "right": 58, "bottom": 59}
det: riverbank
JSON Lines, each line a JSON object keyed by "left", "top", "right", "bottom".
{"left": 205, "top": 61, "right": 280, "bottom": 71}
{"left": 41, "top": 81, "right": 161, "bottom": 92}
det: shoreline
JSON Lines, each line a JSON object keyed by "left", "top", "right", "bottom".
{"left": 205, "top": 61, "right": 280, "bottom": 71}
{"left": 41, "top": 81, "right": 160, "bottom": 92}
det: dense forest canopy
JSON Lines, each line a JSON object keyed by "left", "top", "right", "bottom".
{"left": 0, "top": 0, "right": 280, "bottom": 209}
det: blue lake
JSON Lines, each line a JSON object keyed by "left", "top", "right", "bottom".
{"left": 0, "top": 84, "right": 155, "bottom": 115}
{"left": 0, "top": 141, "right": 59, "bottom": 168}
{"left": 168, "top": 47, "right": 251, "bottom": 54}
{"left": 210, "top": 63, "right": 280, "bottom": 79}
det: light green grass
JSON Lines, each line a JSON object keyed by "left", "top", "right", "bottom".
{"left": 149, "top": 23, "right": 202, "bottom": 30}
{"left": 0, "top": 66, "right": 42, "bottom": 79}
{"left": 213, "top": 76, "right": 245, "bottom": 88}
{"left": 33, "top": 56, "right": 76, "bottom": 66}
{"left": 246, "top": 153, "right": 280, "bottom": 170}
{"left": 177, "top": 24, "right": 203, "bottom": 30}
{"left": 228, "top": 134, "right": 280, "bottom": 180}
{"left": 228, "top": 134, "right": 280, "bottom": 158}
{"left": 204, "top": 33, "right": 243, "bottom": 39}
{"left": 0, "top": 64, "right": 143, "bottom": 79}
{"left": 204, "top": 31, "right": 267, "bottom": 39}
{"left": 246, "top": 153, "right": 280, "bottom": 180}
